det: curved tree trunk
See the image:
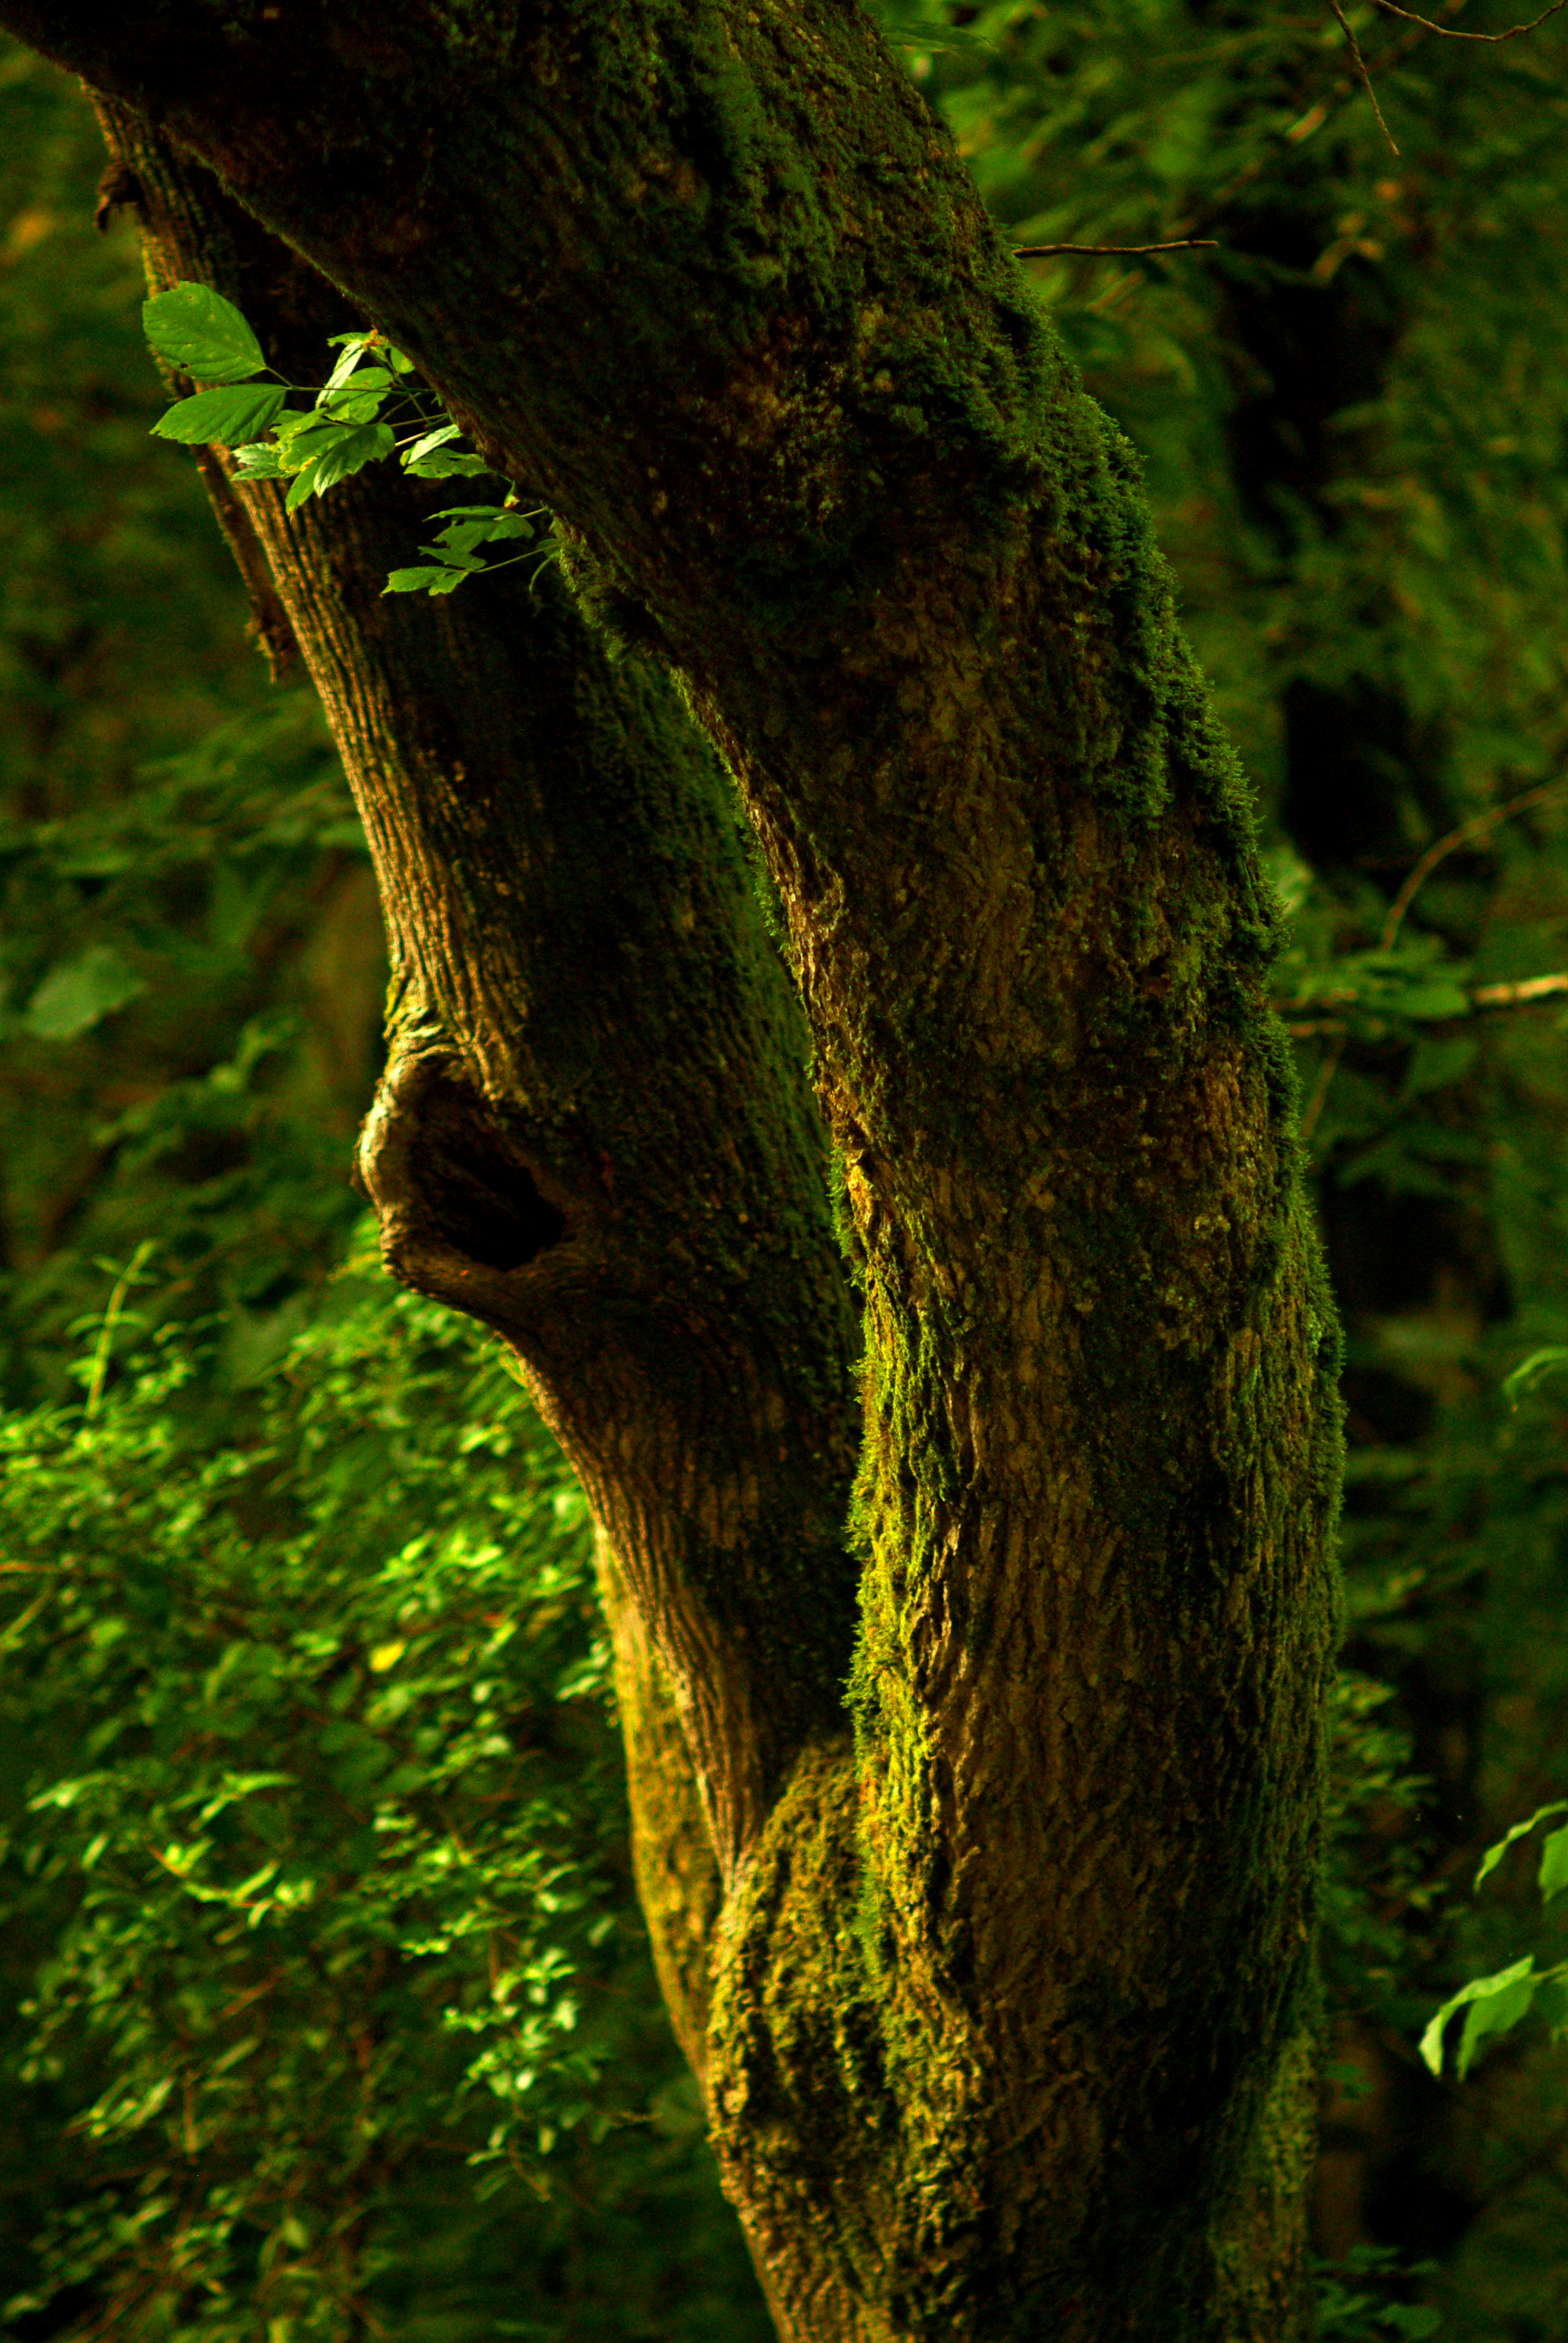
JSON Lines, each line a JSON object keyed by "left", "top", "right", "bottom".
{"left": 18, "top": 8, "right": 1350, "bottom": 2333}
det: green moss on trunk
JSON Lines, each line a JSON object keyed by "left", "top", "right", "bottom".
{"left": 51, "top": 15, "right": 1351, "bottom": 2335}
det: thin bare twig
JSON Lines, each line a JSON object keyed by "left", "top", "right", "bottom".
{"left": 1295, "top": 769, "right": 1568, "bottom": 1142}
{"left": 1381, "top": 775, "right": 1568, "bottom": 950}
{"left": 1471, "top": 971, "right": 1568, "bottom": 1008}
{"left": 1012, "top": 238, "right": 1220, "bottom": 257}
{"left": 1373, "top": 0, "right": 1568, "bottom": 36}
{"left": 1299, "top": 1035, "right": 1348, "bottom": 1144}
{"left": 1329, "top": 0, "right": 1402, "bottom": 154}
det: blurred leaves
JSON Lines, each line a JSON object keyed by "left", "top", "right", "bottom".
{"left": 0, "top": 1264, "right": 771, "bottom": 2342}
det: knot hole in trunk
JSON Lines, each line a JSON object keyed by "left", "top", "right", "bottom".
{"left": 422, "top": 1069, "right": 564, "bottom": 1269}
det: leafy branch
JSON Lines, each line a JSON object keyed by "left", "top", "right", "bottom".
{"left": 1280, "top": 778, "right": 1568, "bottom": 1139}
{"left": 142, "top": 283, "right": 560, "bottom": 599}
{"left": 1421, "top": 1802, "right": 1568, "bottom": 2080}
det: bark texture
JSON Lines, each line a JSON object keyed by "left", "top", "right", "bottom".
{"left": 38, "top": 11, "right": 1351, "bottom": 2336}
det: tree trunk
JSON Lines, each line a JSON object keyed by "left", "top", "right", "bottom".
{"left": 17, "top": 7, "right": 1348, "bottom": 2333}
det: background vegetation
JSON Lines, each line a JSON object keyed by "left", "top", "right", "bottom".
{"left": 2, "top": 4, "right": 1567, "bottom": 2335}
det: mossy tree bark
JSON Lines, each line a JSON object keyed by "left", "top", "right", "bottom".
{"left": 17, "top": 6, "right": 1347, "bottom": 2334}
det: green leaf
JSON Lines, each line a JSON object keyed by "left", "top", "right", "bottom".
{"left": 1533, "top": 1968, "right": 1568, "bottom": 2027}
{"left": 1401, "top": 1033, "right": 1477, "bottom": 1099}
{"left": 1503, "top": 1346, "right": 1568, "bottom": 1406}
{"left": 271, "top": 408, "right": 332, "bottom": 450}
{"left": 313, "top": 384, "right": 392, "bottom": 425}
{"left": 405, "top": 450, "right": 491, "bottom": 478}
{"left": 400, "top": 427, "right": 494, "bottom": 480}
{"left": 284, "top": 463, "right": 322, "bottom": 513}
{"left": 1383, "top": 2310, "right": 1441, "bottom": 2338}
{"left": 384, "top": 566, "right": 462, "bottom": 594}
{"left": 230, "top": 441, "right": 287, "bottom": 479}
{"left": 1420, "top": 1956, "right": 1537, "bottom": 2077}
{"left": 327, "top": 367, "right": 394, "bottom": 400}
{"left": 1387, "top": 979, "right": 1472, "bottom": 1021}
{"left": 324, "top": 335, "right": 379, "bottom": 390}
{"left": 403, "top": 424, "right": 462, "bottom": 464}
{"left": 142, "top": 282, "right": 267, "bottom": 382}
{"left": 151, "top": 384, "right": 287, "bottom": 446}
{"left": 25, "top": 946, "right": 146, "bottom": 1041}
{"left": 1539, "top": 1823, "right": 1568, "bottom": 1904}
{"left": 277, "top": 416, "right": 393, "bottom": 506}
{"left": 477, "top": 512, "right": 537, "bottom": 543}
{"left": 307, "top": 422, "right": 396, "bottom": 493}
{"left": 430, "top": 522, "right": 495, "bottom": 558}
{"left": 1475, "top": 1801, "right": 1568, "bottom": 1888}
{"left": 1457, "top": 1965, "right": 1538, "bottom": 2076}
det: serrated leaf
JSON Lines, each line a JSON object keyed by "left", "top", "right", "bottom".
{"left": 143, "top": 282, "right": 267, "bottom": 381}
{"left": 420, "top": 541, "right": 487, "bottom": 569}
{"left": 405, "top": 450, "right": 491, "bottom": 478}
{"left": 431, "top": 521, "right": 495, "bottom": 557}
{"left": 307, "top": 422, "right": 396, "bottom": 494}
{"left": 151, "top": 384, "right": 287, "bottom": 445}
{"left": 25, "top": 946, "right": 146, "bottom": 1041}
{"left": 230, "top": 442, "right": 287, "bottom": 479}
{"left": 384, "top": 566, "right": 458, "bottom": 594}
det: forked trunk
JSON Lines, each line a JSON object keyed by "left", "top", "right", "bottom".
{"left": 21, "top": 8, "right": 1351, "bottom": 2328}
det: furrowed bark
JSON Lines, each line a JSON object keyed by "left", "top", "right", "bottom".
{"left": 25, "top": 10, "right": 1355, "bottom": 2335}
{"left": 94, "top": 100, "right": 861, "bottom": 1901}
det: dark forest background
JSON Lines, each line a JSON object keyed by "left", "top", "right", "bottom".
{"left": 3, "top": 6, "right": 1568, "bottom": 2336}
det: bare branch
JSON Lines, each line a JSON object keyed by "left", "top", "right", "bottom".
{"left": 1471, "top": 971, "right": 1568, "bottom": 1008}
{"left": 1011, "top": 238, "right": 1219, "bottom": 257}
{"left": 1381, "top": 776, "right": 1568, "bottom": 950}
{"left": 1329, "top": 0, "right": 1402, "bottom": 156}
{"left": 1373, "top": 0, "right": 1568, "bottom": 38}
{"left": 1285, "top": 971, "right": 1568, "bottom": 1036}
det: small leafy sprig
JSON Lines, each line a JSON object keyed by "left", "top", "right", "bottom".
{"left": 143, "top": 281, "right": 558, "bottom": 597}
{"left": 1420, "top": 1801, "right": 1568, "bottom": 2079}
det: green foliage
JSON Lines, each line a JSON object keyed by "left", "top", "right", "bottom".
{"left": 0, "top": 688, "right": 379, "bottom": 1400}
{"left": 1316, "top": 2246, "right": 1442, "bottom": 2341}
{"left": 137, "top": 280, "right": 266, "bottom": 383}
{"left": 142, "top": 287, "right": 561, "bottom": 597}
{"left": 0, "top": 1258, "right": 769, "bottom": 2341}
{"left": 10, "top": 2, "right": 1568, "bottom": 2333}
{"left": 21, "top": 942, "right": 146, "bottom": 1041}
{"left": 1422, "top": 1803, "right": 1568, "bottom": 2079}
